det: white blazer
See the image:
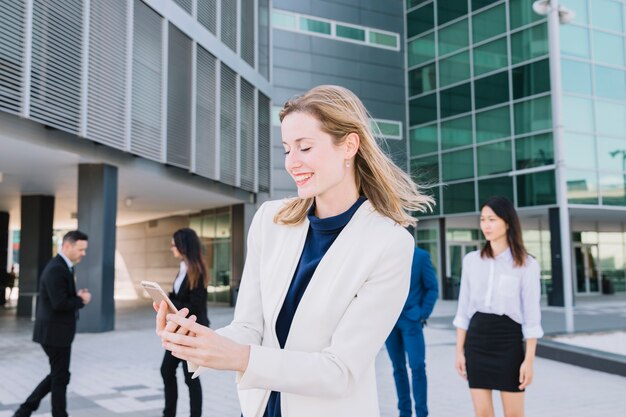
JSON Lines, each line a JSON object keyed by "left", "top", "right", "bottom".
{"left": 215, "top": 199, "right": 413, "bottom": 417}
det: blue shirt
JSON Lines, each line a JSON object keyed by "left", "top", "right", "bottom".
{"left": 264, "top": 196, "right": 366, "bottom": 417}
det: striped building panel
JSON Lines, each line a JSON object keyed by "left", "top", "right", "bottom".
{"left": 197, "top": 0, "right": 217, "bottom": 34}
{"left": 240, "top": 78, "right": 255, "bottom": 191}
{"left": 0, "top": 0, "right": 26, "bottom": 114}
{"left": 220, "top": 63, "right": 237, "bottom": 186}
{"left": 195, "top": 45, "right": 217, "bottom": 179}
{"left": 257, "top": 92, "right": 271, "bottom": 193}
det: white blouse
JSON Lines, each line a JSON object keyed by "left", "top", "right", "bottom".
{"left": 173, "top": 261, "right": 187, "bottom": 294}
{"left": 453, "top": 248, "right": 544, "bottom": 339}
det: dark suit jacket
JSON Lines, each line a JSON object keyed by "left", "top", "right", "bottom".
{"left": 169, "top": 274, "right": 209, "bottom": 327}
{"left": 398, "top": 247, "right": 439, "bottom": 322}
{"left": 33, "top": 255, "right": 85, "bottom": 347}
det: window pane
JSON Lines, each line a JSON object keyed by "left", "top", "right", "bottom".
{"left": 591, "top": 0, "right": 623, "bottom": 33}
{"left": 595, "top": 65, "right": 626, "bottom": 101}
{"left": 472, "top": 0, "right": 500, "bottom": 10}
{"left": 299, "top": 17, "right": 330, "bottom": 34}
{"left": 411, "top": 155, "right": 439, "bottom": 183}
{"left": 407, "top": 0, "right": 430, "bottom": 9}
{"left": 561, "top": 59, "right": 592, "bottom": 95}
{"left": 474, "top": 71, "right": 509, "bottom": 110}
{"left": 440, "top": 83, "right": 472, "bottom": 118}
{"left": 511, "top": 23, "right": 548, "bottom": 64}
{"left": 369, "top": 31, "right": 398, "bottom": 48}
{"left": 595, "top": 101, "right": 626, "bottom": 137}
{"left": 517, "top": 170, "right": 556, "bottom": 206}
{"left": 563, "top": 95, "right": 594, "bottom": 133}
{"left": 441, "top": 116, "right": 473, "bottom": 150}
{"left": 442, "top": 148, "right": 474, "bottom": 181}
{"left": 597, "top": 137, "right": 626, "bottom": 172}
{"left": 512, "top": 59, "right": 550, "bottom": 100}
{"left": 410, "top": 93, "right": 438, "bottom": 126}
{"left": 408, "top": 32, "right": 435, "bottom": 67}
{"left": 478, "top": 176, "right": 514, "bottom": 205}
{"left": 409, "top": 64, "right": 437, "bottom": 96}
{"left": 417, "top": 228, "right": 438, "bottom": 241}
{"left": 373, "top": 120, "right": 402, "bottom": 138}
{"left": 439, "top": 51, "right": 470, "bottom": 87}
{"left": 437, "top": 0, "right": 468, "bottom": 26}
{"left": 408, "top": 3, "right": 434, "bottom": 38}
{"left": 600, "top": 172, "right": 626, "bottom": 206}
{"left": 510, "top": 0, "right": 543, "bottom": 29}
{"left": 476, "top": 105, "right": 511, "bottom": 143}
{"left": 514, "top": 96, "right": 552, "bottom": 135}
{"left": 473, "top": 37, "right": 508, "bottom": 76}
{"left": 560, "top": 25, "right": 590, "bottom": 58}
{"left": 566, "top": 0, "right": 589, "bottom": 24}
{"left": 593, "top": 31, "right": 625, "bottom": 67}
{"left": 472, "top": 4, "right": 506, "bottom": 43}
{"left": 567, "top": 170, "right": 599, "bottom": 204}
{"left": 438, "top": 19, "right": 468, "bottom": 55}
{"left": 564, "top": 133, "right": 596, "bottom": 170}
{"left": 272, "top": 10, "right": 296, "bottom": 30}
{"left": 477, "top": 140, "right": 512, "bottom": 175}
{"left": 515, "top": 133, "right": 554, "bottom": 169}
{"left": 443, "top": 181, "right": 476, "bottom": 214}
{"left": 410, "top": 123, "right": 438, "bottom": 156}
{"left": 336, "top": 24, "right": 365, "bottom": 41}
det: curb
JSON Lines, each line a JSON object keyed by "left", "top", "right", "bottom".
{"left": 537, "top": 338, "right": 626, "bottom": 377}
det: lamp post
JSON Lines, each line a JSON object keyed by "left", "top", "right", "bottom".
{"left": 532, "top": 0, "right": 576, "bottom": 333}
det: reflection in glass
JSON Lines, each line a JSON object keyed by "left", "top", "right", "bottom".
{"left": 476, "top": 105, "right": 511, "bottom": 142}
{"left": 592, "top": 31, "right": 625, "bottom": 67}
{"left": 478, "top": 176, "right": 514, "bottom": 204}
{"left": 438, "top": 19, "right": 468, "bottom": 55}
{"left": 564, "top": 133, "right": 595, "bottom": 170}
{"left": 441, "top": 116, "right": 472, "bottom": 150}
{"left": 562, "top": 95, "right": 594, "bottom": 133}
{"left": 472, "top": 4, "right": 506, "bottom": 43}
{"left": 594, "top": 101, "right": 626, "bottom": 138}
{"left": 597, "top": 138, "right": 626, "bottom": 172}
{"left": 408, "top": 32, "right": 435, "bottom": 67}
{"left": 439, "top": 51, "right": 470, "bottom": 87}
{"left": 574, "top": 245, "right": 599, "bottom": 293}
{"left": 567, "top": 170, "right": 598, "bottom": 204}
{"left": 561, "top": 59, "right": 592, "bottom": 95}
{"left": 565, "top": 0, "right": 588, "bottom": 24}
{"left": 599, "top": 238, "right": 626, "bottom": 293}
{"left": 599, "top": 172, "right": 626, "bottom": 206}
{"left": 474, "top": 37, "right": 508, "bottom": 76}
{"left": 595, "top": 65, "right": 626, "bottom": 101}
{"left": 514, "top": 96, "right": 551, "bottom": 135}
{"left": 560, "top": 25, "right": 590, "bottom": 58}
{"left": 407, "top": 3, "right": 434, "bottom": 38}
{"left": 410, "top": 93, "right": 437, "bottom": 125}
{"left": 474, "top": 71, "right": 509, "bottom": 109}
{"left": 442, "top": 148, "right": 474, "bottom": 181}
{"left": 409, "top": 64, "right": 437, "bottom": 96}
{"left": 516, "top": 133, "right": 554, "bottom": 169}
{"left": 591, "top": 0, "right": 623, "bottom": 33}
{"left": 477, "top": 141, "right": 512, "bottom": 176}
{"left": 512, "top": 59, "right": 550, "bottom": 99}
{"left": 437, "top": 0, "right": 468, "bottom": 25}
{"left": 440, "top": 83, "right": 472, "bottom": 118}
{"left": 511, "top": 23, "right": 548, "bottom": 64}
{"left": 517, "top": 170, "right": 556, "bottom": 206}
{"left": 443, "top": 181, "right": 476, "bottom": 214}
{"left": 510, "top": 0, "right": 544, "bottom": 29}
{"left": 410, "top": 123, "right": 438, "bottom": 156}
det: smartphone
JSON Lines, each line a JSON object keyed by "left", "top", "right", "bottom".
{"left": 140, "top": 280, "right": 178, "bottom": 314}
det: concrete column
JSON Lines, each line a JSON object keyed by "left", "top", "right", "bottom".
{"left": 18, "top": 195, "right": 54, "bottom": 317}
{"left": 77, "top": 164, "right": 118, "bottom": 332}
{"left": 0, "top": 212, "right": 8, "bottom": 306}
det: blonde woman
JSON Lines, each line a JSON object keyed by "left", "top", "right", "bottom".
{"left": 155, "top": 85, "right": 433, "bottom": 417}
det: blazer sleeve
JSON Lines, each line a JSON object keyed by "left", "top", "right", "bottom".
{"left": 418, "top": 251, "right": 439, "bottom": 320}
{"left": 45, "top": 265, "right": 84, "bottom": 312}
{"left": 174, "top": 276, "right": 207, "bottom": 318}
{"left": 236, "top": 227, "right": 413, "bottom": 397}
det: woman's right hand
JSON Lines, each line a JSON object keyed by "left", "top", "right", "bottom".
{"left": 455, "top": 351, "right": 467, "bottom": 380}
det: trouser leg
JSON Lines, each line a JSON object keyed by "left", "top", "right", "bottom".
{"left": 385, "top": 325, "right": 412, "bottom": 417}
{"left": 161, "top": 350, "right": 180, "bottom": 417}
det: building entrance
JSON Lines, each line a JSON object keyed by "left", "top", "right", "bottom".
{"left": 446, "top": 242, "right": 479, "bottom": 299}
{"left": 573, "top": 244, "right": 600, "bottom": 294}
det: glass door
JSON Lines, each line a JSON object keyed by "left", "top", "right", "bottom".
{"left": 573, "top": 244, "right": 600, "bottom": 294}
{"left": 445, "top": 243, "right": 478, "bottom": 299}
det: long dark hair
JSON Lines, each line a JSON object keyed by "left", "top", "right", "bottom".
{"left": 173, "top": 228, "right": 208, "bottom": 289}
{"left": 480, "top": 196, "right": 528, "bottom": 267}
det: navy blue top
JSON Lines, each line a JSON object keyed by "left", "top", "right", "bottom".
{"left": 263, "top": 196, "right": 366, "bottom": 417}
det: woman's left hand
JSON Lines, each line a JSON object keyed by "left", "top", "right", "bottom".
{"left": 160, "top": 311, "right": 251, "bottom": 373}
{"left": 518, "top": 359, "right": 534, "bottom": 390}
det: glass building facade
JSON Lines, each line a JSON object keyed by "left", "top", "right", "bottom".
{"left": 406, "top": 0, "right": 626, "bottom": 300}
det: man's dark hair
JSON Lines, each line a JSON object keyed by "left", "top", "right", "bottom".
{"left": 62, "top": 230, "right": 88, "bottom": 244}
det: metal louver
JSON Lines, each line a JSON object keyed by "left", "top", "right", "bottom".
{"left": 172, "top": 0, "right": 192, "bottom": 14}
{"left": 240, "top": 0, "right": 255, "bottom": 67}
{"left": 240, "top": 79, "right": 255, "bottom": 191}
{"left": 195, "top": 46, "right": 217, "bottom": 179}
{"left": 0, "top": 0, "right": 26, "bottom": 114}
{"left": 257, "top": 93, "right": 271, "bottom": 193}
{"left": 197, "top": 0, "right": 217, "bottom": 35}
{"left": 220, "top": 63, "right": 237, "bottom": 186}
{"left": 221, "top": 0, "right": 237, "bottom": 52}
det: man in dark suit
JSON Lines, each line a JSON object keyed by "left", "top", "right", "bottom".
{"left": 13, "top": 231, "right": 91, "bottom": 417}
{"left": 385, "top": 246, "right": 439, "bottom": 417}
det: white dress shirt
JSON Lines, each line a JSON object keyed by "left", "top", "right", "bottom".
{"left": 173, "top": 261, "right": 187, "bottom": 294}
{"left": 453, "top": 248, "right": 544, "bottom": 339}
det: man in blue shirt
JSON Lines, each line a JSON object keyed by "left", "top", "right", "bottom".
{"left": 385, "top": 246, "right": 439, "bottom": 417}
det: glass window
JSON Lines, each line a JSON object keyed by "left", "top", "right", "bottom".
{"left": 441, "top": 116, "right": 473, "bottom": 150}
{"left": 511, "top": 23, "right": 548, "bottom": 64}
{"left": 438, "top": 19, "right": 469, "bottom": 55}
{"left": 272, "top": 10, "right": 297, "bottom": 30}
{"left": 593, "top": 31, "right": 625, "bottom": 67}
{"left": 474, "top": 71, "right": 509, "bottom": 110}
{"left": 478, "top": 176, "right": 514, "bottom": 205}
{"left": 369, "top": 31, "right": 398, "bottom": 48}
{"left": 442, "top": 148, "right": 474, "bottom": 181}
{"left": 299, "top": 17, "right": 331, "bottom": 35}
{"left": 476, "top": 105, "right": 511, "bottom": 143}
{"left": 560, "top": 25, "right": 590, "bottom": 58}
{"left": 417, "top": 228, "right": 438, "bottom": 241}
{"left": 472, "top": 0, "right": 500, "bottom": 10}
{"left": 567, "top": 170, "right": 599, "bottom": 204}
{"left": 600, "top": 172, "right": 626, "bottom": 206}
{"left": 514, "top": 96, "right": 552, "bottom": 135}
{"left": 443, "top": 181, "right": 476, "bottom": 214}
{"left": 336, "top": 24, "right": 365, "bottom": 41}
{"left": 407, "top": 0, "right": 430, "bottom": 9}
{"left": 567, "top": 0, "right": 588, "bottom": 24}
{"left": 477, "top": 140, "right": 512, "bottom": 176}
{"left": 597, "top": 137, "right": 626, "bottom": 172}
{"left": 595, "top": 101, "right": 626, "bottom": 138}
{"left": 440, "top": 83, "right": 472, "bottom": 118}
{"left": 595, "top": 65, "right": 626, "bottom": 101}
{"left": 473, "top": 37, "right": 508, "bottom": 76}
{"left": 517, "top": 170, "right": 556, "bottom": 206}
{"left": 516, "top": 133, "right": 554, "bottom": 169}
{"left": 409, "top": 64, "right": 437, "bottom": 96}
{"left": 510, "top": 0, "right": 543, "bottom": 29}
{"left": 472, "top": 4, "right": 506, "bottom": 43}
{"left": 564, "top": 133, "right": 596, "bottom": 170}
{"left": 439, "top": 51, "right": 470, "bottom": 87}
{"left": 408, "top": 32, "right": 435, "bottom": 67}
{"left": 411, "top": 155, "right": 440, "bottom": 184}
{"left": 563, "top": 95, "right": 595, "bottom": 133}
{"left": 561, "top": 59, "right": 592, "bottom": 95}
{"left": 410, "top": 123, "right": 438, "bottom": 156}
{"left": 437, "top": 1, "right": 468, "bottom": 26}
{"left": 410, "top": 93, "right": 438, "bottom": 126}
{"left": 408, "top": 3, "right": 434, "bottom": 38}
{"left": 591, "top": 0, "right": 623, "bottom": 33}
{"left": 372, "top": 120, "right": 402, "bottom": 138}
{"left": 512, "top": 59, "right": 550, "bottom": 100}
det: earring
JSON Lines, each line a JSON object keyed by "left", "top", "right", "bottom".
{"left": 345, "top": 161, "right": 351, "bottom": 168}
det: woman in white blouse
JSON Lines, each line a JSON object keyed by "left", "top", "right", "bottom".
{"left": 453, "top": 196, "right": 543, "bottom": 417}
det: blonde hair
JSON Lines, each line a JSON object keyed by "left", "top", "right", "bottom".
{"left": 274, "top": 85, "right": 434, "bottom": 226}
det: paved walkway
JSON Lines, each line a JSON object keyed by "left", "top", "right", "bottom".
{"left": 0, "top": 297, "right": 625, "bottom": 417}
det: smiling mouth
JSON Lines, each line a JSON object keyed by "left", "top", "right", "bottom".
{"left": 293, "top": 173, "right": 313, "bottom": 186}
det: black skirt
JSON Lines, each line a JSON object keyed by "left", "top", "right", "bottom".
{"left": 465, "top": 312, "right": 525, "bottom": 392}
